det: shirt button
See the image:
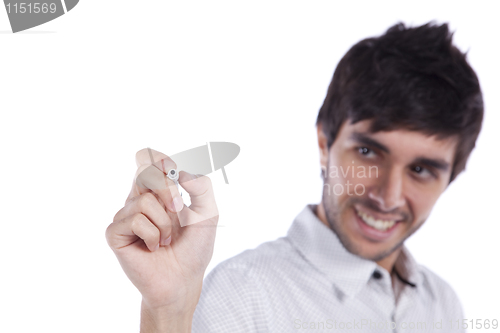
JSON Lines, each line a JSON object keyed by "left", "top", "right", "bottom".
{"left": 372, "top": 271, "right": 382, "bottom": 279}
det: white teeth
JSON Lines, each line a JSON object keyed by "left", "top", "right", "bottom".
{"left": 356, "top": 210, "right": 396, "bottom": 231}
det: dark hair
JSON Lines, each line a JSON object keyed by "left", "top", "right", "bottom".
{"left": 316, "top": 21, "right": 483, "bottom": 182}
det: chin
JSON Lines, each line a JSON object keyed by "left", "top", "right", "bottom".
{"left": 329, "top": 205, "right": 406, "bottom": 262}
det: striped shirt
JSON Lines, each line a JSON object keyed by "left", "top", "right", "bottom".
{"left": 192, "top": 204, "right": 465, "bottom": 332}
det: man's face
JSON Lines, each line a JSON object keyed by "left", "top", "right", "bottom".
{"left": 317, "top": 119, "right": 458, "bottom": 262}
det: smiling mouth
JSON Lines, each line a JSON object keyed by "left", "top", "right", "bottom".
{"left": 355, "top": 208, "right": 400, "bottom": 231}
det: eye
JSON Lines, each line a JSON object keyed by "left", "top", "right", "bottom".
{"left": 411, "top": 165, "right": 435, "bottom": 179}
{"left": 359, "top": 147, "right": 369, "bottom": 154}
{"left": 357, "top": 147, "right": 376, "bottom": 158}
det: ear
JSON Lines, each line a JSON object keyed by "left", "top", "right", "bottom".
{"left": 317, "top": 123, "right": 329, "bottom": 177}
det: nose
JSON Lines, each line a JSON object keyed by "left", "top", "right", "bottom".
{"left": 368, "top": 167, "right": 406, "bottom": 212}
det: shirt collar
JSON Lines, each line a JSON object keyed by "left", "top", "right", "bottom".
{"left": 287, "top": 204, "right": 422, "bottom": 298}
{"left": 393, "top": 242, "right": 422, "bottom": 288}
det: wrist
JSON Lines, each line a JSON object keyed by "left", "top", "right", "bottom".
{"left": 140, "top": 280, "right": 203, "bottom": 333}
{"left": 140, "top": 300, "right": 194, "bottom": 333}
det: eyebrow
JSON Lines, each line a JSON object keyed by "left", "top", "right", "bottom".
{"left": 350, "top": 132, "right": 390, "bottom": 153}
{"left": 350, "top": 132, "right": 451, "bottom": 171}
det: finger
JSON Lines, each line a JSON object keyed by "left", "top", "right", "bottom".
{"left": 175, "top": 171, "right": 219, "bottom": 227}
{"left": 129, "top": 148, "right": 181, "bottom": 213}
{"left": 178, "top": 172, "right": 217, "bottom": 209}
{"left": 125, "top": 185, "right": 167, "bottom": 215}
{"left": 135, "top": 165, "right": 183, "bottom": 214}
{"left": 106, "top": 213, "right": 161, "bottom": 252}
{"left": 134, "top": 148, "right": 178, "bottom": 190}
{"left": 135, "top": 147, "right": 176, "bottom": 173}
{"left": 114, "top": 192, "right": 173, "bottom": 246}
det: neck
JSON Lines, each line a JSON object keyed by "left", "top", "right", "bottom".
{"left": 375, "top": 249, "right": 401, "bottom": 274}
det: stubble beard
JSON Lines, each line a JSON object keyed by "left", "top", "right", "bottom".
{"left": 321, "top": 159, "right": 420, "bottom": 262}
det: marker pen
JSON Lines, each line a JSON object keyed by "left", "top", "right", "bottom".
{"left": 167, "top": 168, "right": 182, "bottom": 197}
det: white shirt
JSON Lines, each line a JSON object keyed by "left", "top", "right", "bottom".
{"left": 192, "top": 204, "right": 465, "bottom": 332}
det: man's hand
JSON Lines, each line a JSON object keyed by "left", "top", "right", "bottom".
{"left": 105, "top": 148, "right": 219, "bottom": 332}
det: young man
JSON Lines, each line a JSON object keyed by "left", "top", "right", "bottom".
{"left": 106, "top": 21, "right": 483, "bottom": 332}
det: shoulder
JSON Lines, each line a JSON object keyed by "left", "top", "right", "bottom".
{"left": 207, "top": 235, "right": 299, "bottom": 281}
{"left": 418, "top": 265, "right": 458, "bottom": 298}
{"left": 418, "top": 264, "right": 464, "bottom": 316}
{"left": 192, "top": 237, "right": 297, "bottom": 332}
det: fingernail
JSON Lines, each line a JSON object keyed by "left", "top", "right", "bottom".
{"left": 161, "top": 236, "right": 172, "bottom": 246}
{"left": 173, "top": 196, "right": 184, "bottom": 212}
{"left": 167, "top": 200, "right": 176, "bottom": 212}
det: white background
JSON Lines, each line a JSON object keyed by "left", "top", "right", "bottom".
{"left": 1, "top": 1, "right": 499, "bottom": 332}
